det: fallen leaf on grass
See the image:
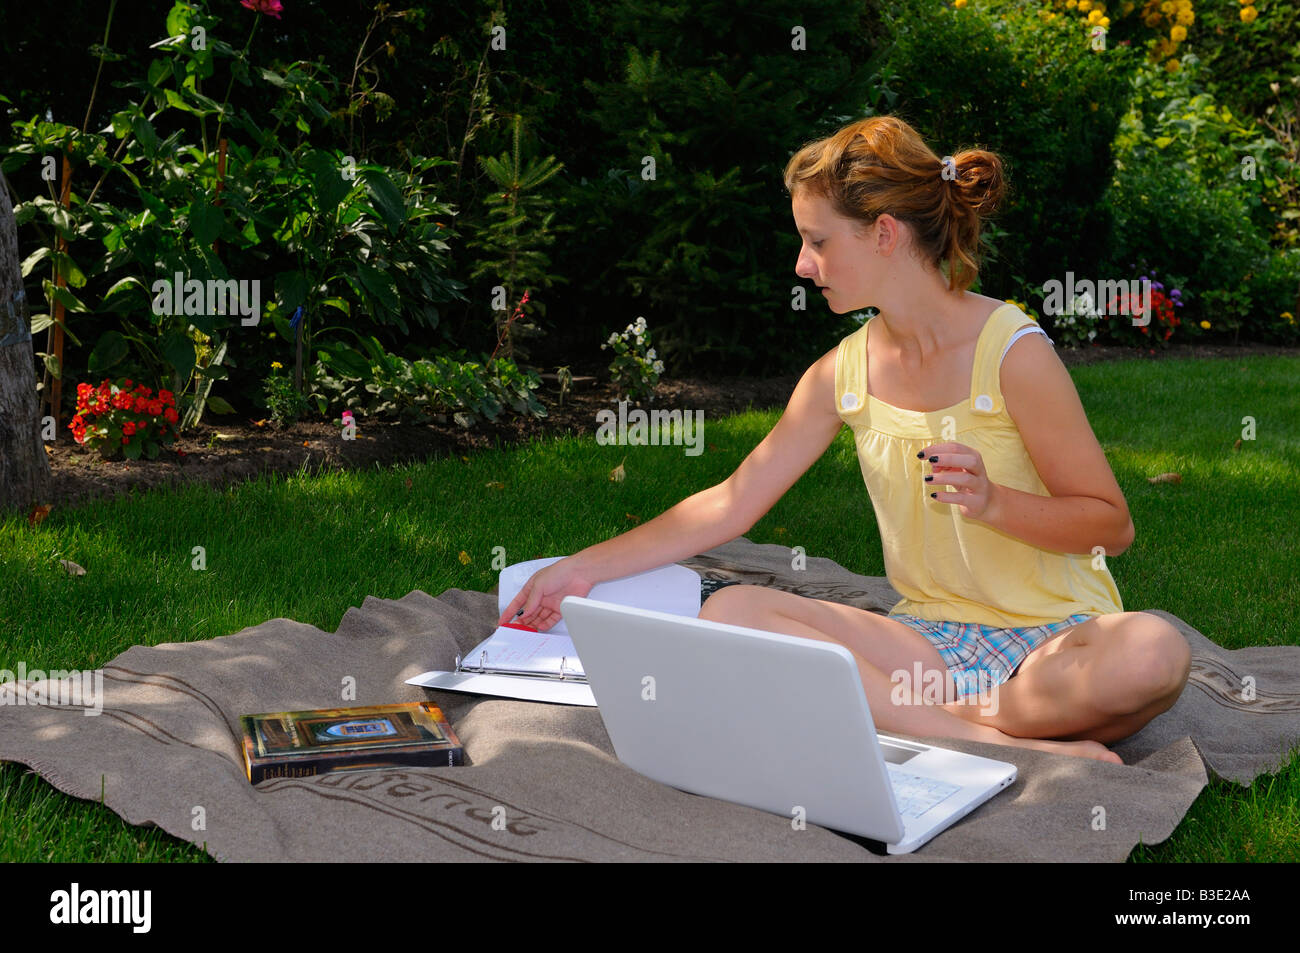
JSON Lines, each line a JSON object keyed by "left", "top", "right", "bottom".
{"left": 29, "top": 503, "right": 52, "bottom": 527}
{"left": 302, "top": 441, "right": 310, "bottom": 447}
{"left": 250, "top": 419, "right": 268, "bottom": 428}
{"left": 59, "top": 559, "right": 86, "bottom": 576}
{"left": 458, "top": 551, "right": 471, "bottom": 565}
{"left": 1147, "top": 472, "right": 1182, "bottom": 484}
{"left": 404, "top": 477, "right": 413, "bottom": 489}
{"left": 625, "top": 512, "right": 642, "bottom": 524}
{"left": 1233, "top": 439, "right": 1242, "bottom": 451}
{"left": 485, "top": 481, "right": 505, "bottom": 490}
{"left": 609, "top": 458, "right": 626, "bottom": 482}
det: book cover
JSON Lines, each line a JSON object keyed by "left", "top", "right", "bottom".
{"left": 240, "top": 701, "right": 464, "bottom": 784}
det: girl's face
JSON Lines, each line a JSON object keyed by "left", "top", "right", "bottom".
{"left": 791, "top": 190, "right": 879, "bottom": 314}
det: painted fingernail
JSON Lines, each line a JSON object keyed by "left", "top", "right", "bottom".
{"left": 929, "top": 455, "right": 939, "bottom": 463}
{"left": 924, "top": 475, "right": 933, "bottom": 482}
{"left": 930, "top": 492, "right": 937, "bottom": 498}
{"left": 916, "top": 451, "right": 925, "bottom": 459}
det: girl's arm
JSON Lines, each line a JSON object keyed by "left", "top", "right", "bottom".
{"left": 981, "top": 332, "right": 1133, "bottom": 556}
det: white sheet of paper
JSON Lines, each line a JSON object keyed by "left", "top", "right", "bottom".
{"left": 404, "top": 670, "right": 596, "bottom": 707}
{"left": 497, "top": 557, "right": 702, "bottom": 635}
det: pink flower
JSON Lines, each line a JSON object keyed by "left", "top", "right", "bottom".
{"left": 240, "top": 0, "right": 283, "bottom": 18}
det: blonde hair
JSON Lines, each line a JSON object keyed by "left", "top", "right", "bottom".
{"left": 783, "top": 115, "right": 1007, "bottom": 294}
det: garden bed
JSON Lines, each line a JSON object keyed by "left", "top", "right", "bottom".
{"left": 40, "top": 341, "right": 1300, "bottom": 512}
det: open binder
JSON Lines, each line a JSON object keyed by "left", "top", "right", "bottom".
{"left": 406, "top": 557, "right": 702, "bottom": 706}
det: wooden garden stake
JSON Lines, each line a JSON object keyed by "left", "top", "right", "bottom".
{"left": 46, "top": 155, "right": 73, "bottom": 433}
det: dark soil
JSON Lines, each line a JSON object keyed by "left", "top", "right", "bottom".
{"left": 37, "top": 341, "right": 1300, "bottom": 513}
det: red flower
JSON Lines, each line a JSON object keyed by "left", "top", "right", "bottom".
{"left": 165, "top": 407, "right": 179, "bottom": 423}
{"left": 123, "top": 421, "right": 136, "bottom": 436}
{"left": 149, "top": 400, "right": 164, "bottom": 416}
{"left": 159, "top": 390, "right": 174, "bottom": 404}
{"left": 240, "top": 0, "right": 283, "bottom": 18}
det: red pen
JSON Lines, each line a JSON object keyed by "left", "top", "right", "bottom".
{"left": 501, "top": 621, "right": 538, "bottom": 632}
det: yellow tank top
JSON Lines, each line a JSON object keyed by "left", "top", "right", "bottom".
{"left": 833, "top": 303, "right": 1124, "bottom": 628}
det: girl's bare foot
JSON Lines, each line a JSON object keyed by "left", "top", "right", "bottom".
{"left": 970, "top": 724, "right": 1124, "bottom": 764}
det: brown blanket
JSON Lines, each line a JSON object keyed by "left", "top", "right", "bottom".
{"left": 2, "top": 537, "right": 1295, "bottom": 862}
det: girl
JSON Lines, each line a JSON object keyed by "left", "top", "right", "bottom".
{"left": 498, "top": 115, "right": 1190, "bottom": 763}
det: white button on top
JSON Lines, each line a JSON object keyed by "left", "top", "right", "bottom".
{"left": 841, "top": 392, "right": 860, "bottom": 411}
{"left": 974, "top": 393, "right": 994, "bottom": 412}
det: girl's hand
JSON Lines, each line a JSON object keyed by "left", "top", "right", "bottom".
{"left": 919, "top": 442, "right": 1001, "bottom": 522}
{"left": 496, "top": 557, "right": 597, "bottom": 632}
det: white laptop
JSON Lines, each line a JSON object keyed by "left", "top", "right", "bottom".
{"left": 560, "top": 595, "right": 1017, "bottom": 854}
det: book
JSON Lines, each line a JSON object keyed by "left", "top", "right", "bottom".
{"left": 239, "top": 701, "right": 464, "bottom": 783}
{"left": 405, "top": 557, "right": 702, "bottom": 706}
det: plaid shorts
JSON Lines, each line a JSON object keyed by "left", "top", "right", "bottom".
{"left": 888, "top": 612, "right": 1095, "bottom": 699}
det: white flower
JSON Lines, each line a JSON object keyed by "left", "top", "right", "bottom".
{"left": 635, "top": 316, "right": 647, "bottom": 330}
{"left": 636, "top": 335, "right": 644, "bottom": 346}
{"left": 1088, "top": 330, "right": 1097, "bottom": 339}
{"left": 653, "top": 360, "right": 664, "bottom": 373}
{"left": 608, "top": 333, "right": 618, "bottom": 345}
{"left": 647, "top": 348, "right": 656, "bottom": 360}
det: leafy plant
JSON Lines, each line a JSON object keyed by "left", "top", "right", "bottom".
{"left": 466, "top": 113, "right": 570, "bottom": 366}
{"left": 600, "top": 316, "right": 664, "bottom": 404}
{"left": 308, "top": 334, "right": 546, "bottom": 427}
{"left": 262, "top": 361, "right": 309, "bottom": 428}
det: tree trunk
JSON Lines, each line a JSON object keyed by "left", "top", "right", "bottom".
{"left": 0, "top": 173, "right": 54, "bottom": 513}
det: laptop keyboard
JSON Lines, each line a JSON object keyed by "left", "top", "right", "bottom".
{"left": 887, "top": 765, "right": 962, "bottom": 819}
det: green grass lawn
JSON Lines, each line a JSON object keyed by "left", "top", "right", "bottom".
{"left": 2, "top": 353, "right": 1298, "bottom": 861}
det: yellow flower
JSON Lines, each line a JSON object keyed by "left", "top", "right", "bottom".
{"left": 1100, "top": 15, "right": 1110, "bottom": 26}
{"left": 1199, "top": 320, "right": 1211, "bottom": 329}
{"left": 1079, "top": 0, "right": 1092, "bottom": 10}
{"left": 1238, "top": 0, "right": 1250, "bottom": 5}
{"left": 1165, "top": 57, "right": 1180, "bottom": 72}
{"left": 954, "top": 0, "right": 967, "bottom": 7}
{"left": 1090, "top": 101, "right": 1099, "bottom": 110}
{"left": 1088, "top": 8, "right": 1102, "bottom": 21}
{"left": 1160, "top": 0, "right": 1173, "bottom": 12}
{"left": 1177, "top": 8, "right": 1194, "bottom": 24}
{"left": 1067, "top": 0, "right": 1077, "bottom": 7}
{"left": 1122, "top": 1, "right": 1134, "bottom": 12}
{"left": 1240, "top": 5, "right": 1257, "bottom": 22}
{"left": 271, "top": 361, "right": 283, "bottom": 370}
{"left": 458, "top": 550, "right": 471, "bottom": 565}
{"left": 1282, "top": 312, "right": 1295, "bottom": 324}
{"left": 1171, "top": 24, "right": 1187, "bottom": 40}
{"left": 1144, "top": 13, "right": 1162, "bottom": 26}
